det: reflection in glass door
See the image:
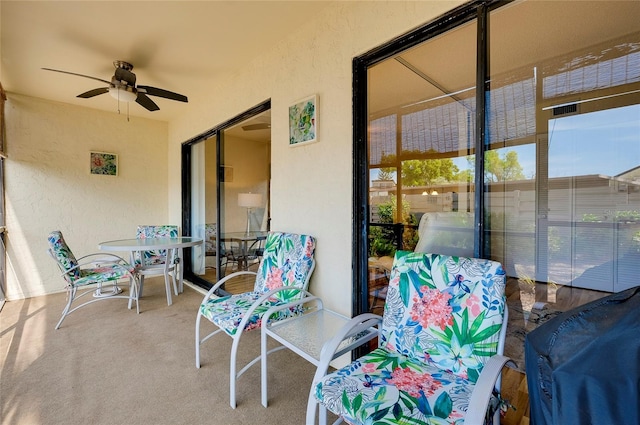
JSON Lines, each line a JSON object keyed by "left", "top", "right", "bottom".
{"left": 486, "top": 0, "right": 640, "bottom": 304}
{"left": 544, "top": 105, "right": 640, "bottom": 293}
{"left": 190, "top": 134, "right": 218, "bottom": 281}
{"left": 219, "top": 112, "right": 271, "bottom": 294}
{"left": 357, "top": 0, "right": 640, "bottom": 319}
{"left": 184, "top": 103, "right": 271, "bottom": 291}
{"left": 366, "top": 19, "right": 478, "bottom": 313}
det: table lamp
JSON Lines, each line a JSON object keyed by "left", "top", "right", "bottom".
{"left": 238, "top": 192, "right": 263, "bottom": 234}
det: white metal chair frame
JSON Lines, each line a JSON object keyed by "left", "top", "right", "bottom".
{"left": 195, "top": 265, "right": 316, "bottom": 409}
{"left": 306, "top": 252, "right": 514, "bottom": 425}
{"left": 48, "top": 250, "right": 140, "bottom": 330}
{"left": 133, "top": 247, "right": 179, "bottom": 306}
{"left": 134, "top": 225, "right": 180, "bottom": 306}
{"left": 306, "top": 308, "right": 513, "bottom": 424}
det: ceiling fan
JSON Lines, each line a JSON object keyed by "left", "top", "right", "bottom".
{"left": 42, "top": 60, "right": 188, "bottom": 112}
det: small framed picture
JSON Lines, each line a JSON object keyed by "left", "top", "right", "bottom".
{"left": 222, "top": 165, "right": 234, "bottom": 182}
{"left": 289, "top": 94, "right": 318, "bottom": 147}
{"left": 90, "top": 151, "right": 118, "bottom": 176}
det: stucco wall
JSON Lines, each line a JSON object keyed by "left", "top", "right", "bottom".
{"left": 2, "top": 1, "right": 466, "bottom": 309}
{"left": 168, "top": 1, "right": 463, "bottom": 316}
{"left": 4, "top": 94, "right": 168, "bottom": 299}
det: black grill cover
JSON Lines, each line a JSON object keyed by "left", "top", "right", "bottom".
{"left": 525, "top": 286, "right": 640, "bottom": 425}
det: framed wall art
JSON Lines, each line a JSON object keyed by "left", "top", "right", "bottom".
{"left": 222, "top": 165, "right": 234, "bottom": 182}
{"left": 289, "top": 94, "right": 318, "bottom": 147}
{"left": 90, "top": 151, "right": 118, "bottom": 176}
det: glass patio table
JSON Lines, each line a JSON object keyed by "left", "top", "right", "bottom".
{"left": 260, "top": 296, "right": 379, "bottom": 408}
{"left": 98, "top": 236, "right": 203, "bottom": 296}
{"left": 221, "top": 231, "right": 268, "bottom": 271}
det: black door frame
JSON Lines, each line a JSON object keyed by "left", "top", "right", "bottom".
{"left": 181, "top": 100, "right": 271, "bottom": 290}
{"left": 352, "top": 0, "right": 504, "bottom": 317}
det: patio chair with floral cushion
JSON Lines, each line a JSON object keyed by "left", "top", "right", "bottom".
{"left": 134, "top": 224, "right": 180, "bottom": 306}
{"left": 47, "top": 230, "right": 139, "bottom": 330}
{"left": 307, "top": 251, "right": 513, "bottom": 425}
{"left": 195, "top": 231, "right": 316, "bottom": 408}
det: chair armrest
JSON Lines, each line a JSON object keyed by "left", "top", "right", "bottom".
{"left": 315, "top": 313, "right": 382, "bottom": 376}
{"left": 74, "top": 253, "right": 133, "bottom": 272}
{"left": 57, "top": 253, "right": 135, "bottom": 284}
{"left": 76, "top": 252, "right": 131, "bottom": 267}
{"left": 199, "top": 270, "right": 257, "bottom": 302}
{"left": 306, "top": 313, "right": 383, "bottom": 424}
{"left": 235, "top": 287, "right": 315, "bottom": 332}
{"left": 262, "top": 294, "right": 324, "bottom": 327}
{"left": 463, "top": 354, "right": 516, "bottom": 425}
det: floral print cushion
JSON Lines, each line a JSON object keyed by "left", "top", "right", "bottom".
{"left": 200, "top": 232, "right": 316, "bottom": 335}
{"left": 314, "top": 251, "right": 506, "bottom": 425}
{"left": 47, "top": 230, "right": 135, "bottom": 287}
{"left": 316, "top": 347, "right": 477, "bottom": 425}
{"left": 204, "top": 223, "right": 217, "bottom": 254}
{"left": 200, "top": 291, "right": 283, "bottom": 335}
{"left": 204, "top": 223, "right": 216, "bottom": 238}
{"left": 47, "top": 231, "right": 81, "bottom": 281}
{"left": 136, "top": 225, "right": 179, "bottom": 239}
{"left": 382, "top": 252, "right": 506, "bottom": 378}
{"left": 253, "top": 232, "right": 316, "bottom": 301}
{"left": 136, "top": 225, "right": 179, "bottom": 266}
{"left": 74, "top": 263, "right": 135, "bottom": 287}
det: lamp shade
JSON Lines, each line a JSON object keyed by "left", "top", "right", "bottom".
{"left": 238, "top": 192, "right": 263, "bottom": 208}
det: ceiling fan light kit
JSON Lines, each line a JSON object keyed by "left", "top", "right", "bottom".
{"left": 109, "top": 86, "right": 137, "bottom": 103}
{"left": 42, "top": 60, "right": 188, "bottom": 114}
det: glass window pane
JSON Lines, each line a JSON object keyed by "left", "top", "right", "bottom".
{"left": 220, "top": 113, "right": 271, "bottom": 293}
{"left": 488, "top": 1, "right": 640, "bottom": 305}
{"left": 367, "top": 19, "right": 477, "bottom": 312}
{"left": 190, "top": 135, "right": 217, "bottom": 280}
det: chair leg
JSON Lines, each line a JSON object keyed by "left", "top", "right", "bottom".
{"left": 55, "top": 286, "right": 76, "bottom": 330}
{"left": 128, "top": 276, "right": 140, "bottom": 313}
{"left": 195, "top": 312, "right": 202, "bottom": 368}
{"left": 164, "top": 272, "right": 173, "bottom": 306}
{"left": 171, "top": 268, "right": 179, "bottom": 296}
{"left": 261, "top": 326, "right": 268, "bottom": 407}
{"left": 176, "top": 252, "right": 184, "bottom": 293}
{"left": 139, "top": 275, "right": 145, "bottom": 298}
{"left": 319, "top": 405, "right": 328, "bottom": 425}
{"left": 230, "top": 333, "right": 240, "bottom": 409}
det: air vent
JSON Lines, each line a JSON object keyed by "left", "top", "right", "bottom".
{"left": 552, "top": 103, "right": 578, "bottom": 116}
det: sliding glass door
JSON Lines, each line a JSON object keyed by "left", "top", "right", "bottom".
{"left": 486, "top": 1, "right": 640, "bottom": 297}
{"left": 182, "top": 102, "right": 271, "bottom": 291}
{"left": 366, "top": 18, "right": 478, "bottom": 313}
{"left": 189, "top": 134, "right": 218, "bottom": 280}
{"left": 356, "top": 0, "right": 640, "bottom": 315}
{"left": 219, "top": 112, "right": 270, "bottom": 293}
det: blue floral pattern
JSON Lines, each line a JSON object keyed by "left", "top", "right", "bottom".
{"left": 314, "top": 251, "right": 506, "bottom": 424}
{"left": 199, "top": 232, "right": 316, "bottom": 335}
{"left": 47, "top": 230, "right": 135, "bottom": 287}
{"left": 135, "top": 225, "right": 179, "bottom": 266}
{"left": 204, "top": 223, "right": 217, "bottom": 255}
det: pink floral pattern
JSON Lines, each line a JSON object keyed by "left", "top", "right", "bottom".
{"left": 411, "top": 287, "right": 453, "bottom": 330}
{"left": 314, "top": 251, "right": 507, "bottom": 424}
{"left": 200, "top": 232, "right": 316, "bottom": 336}
{"left": 385, "top": 366, "right": 443, "bottom": 398}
